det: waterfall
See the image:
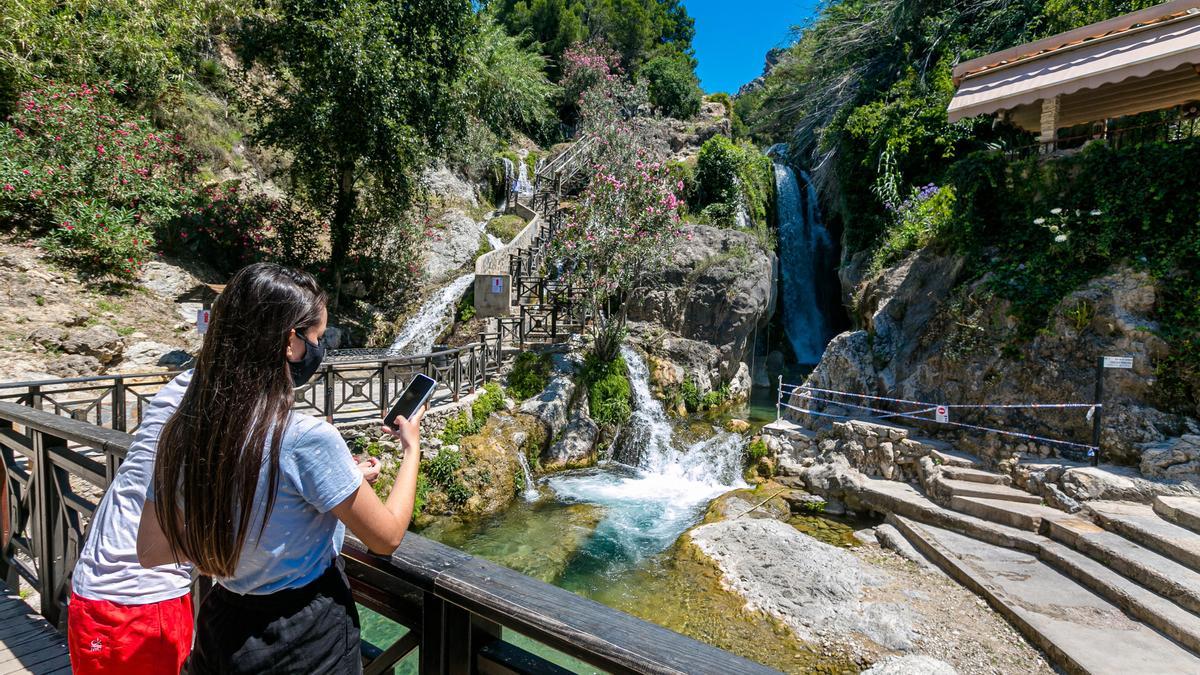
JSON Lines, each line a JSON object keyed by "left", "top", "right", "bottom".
{"left": 514, "top": 158, "right": 533, "bottom": 195}
{"left": 515, "top": 450, "right": 539, "bottom": 501}
{"left": 618, "top": 346, "right": 745, "bottom": 486}
{"left": 388, "top": 273, "right": 474, "bottom": 355}
{"left": 479, "top": 217, "right": 505, "bottom": 250}
{"left": 773, "top": 158, "right": 835, "bottom": 365}
{"left": 546, "top": 346, "right": 745, "bottom": 561}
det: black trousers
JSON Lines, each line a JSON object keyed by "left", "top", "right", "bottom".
{"left": 188, "top": 558, "right": 362, "bottom": 674}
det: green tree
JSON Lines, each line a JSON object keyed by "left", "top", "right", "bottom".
{"left": 695, "top": 135, "right": 741, "bottom": 206}
{"left": 461, "top": 10, "right": 560, "bottom": 141}
{"left": 640, "top": 51, "right": 701, "bottom": 119}
{"left": 239, "top": 0, "right": 472, "bottom": 304}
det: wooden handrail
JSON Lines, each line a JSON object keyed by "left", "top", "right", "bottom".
{"left": 0, "top": 401, "right": 780, "bottom": 675}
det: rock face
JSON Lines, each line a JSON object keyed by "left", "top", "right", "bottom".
{"left": 687, "top": 518, "right": 916, "bottom": 650}
{"left": 634, "top": 102, "right": 732, "bottom": 161}
{"left": 863, "top": 655, "right": 957, "bottom": 675}
{"left": 422, "top": 209, "right": 482, "bottom": 284}
{"left": 804, "top": 256, "right": 1197, "bottom": 469}
{"left": 627, "top": 224, "right": 775, "bottom": 395}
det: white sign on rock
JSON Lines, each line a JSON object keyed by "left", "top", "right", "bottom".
{"left": 196, "top": 309, "right": 211, "bottom": 335}
{"left": 490, "top": 277, "right": 505, "bottom": 294}
{"left": 935, "top": 405, "right": 949, "bottom": 424}
{"left": 1103, "top": 356, "right": 1133, "bottom": 369}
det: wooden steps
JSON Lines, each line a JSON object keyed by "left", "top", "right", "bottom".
{"left": 0, "top": 583, "right": 70, "bottom": 675}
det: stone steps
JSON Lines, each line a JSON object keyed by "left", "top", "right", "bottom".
{"left": 928, "top": 446, "right": 982, "bottom": 469}
{"left": 1085, "top": 500, "right": 1200, "bottom": 573}
{"left": 859, "top": 478, "right": 1200, "bottom": 659}
{"left": 1155, "top": 496, "right": 1200, "bottom": 535}
{"left": 892, "top": 516, "right": 1200, "bottom": 674}
{"left": 937, "top": 477, "right": 1041, "bottom": 504}
{"left": 948, "top": 496, "right": 1067, "bottom": 532}
{"left": 939, "top": 466, "right": 1012, "bottom": 486}
{"left": 1045, "top": 517, "right": 1200, "bottom": 618}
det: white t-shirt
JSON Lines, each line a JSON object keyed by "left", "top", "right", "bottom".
{"left": 72, "top": 371, "right": 194, "bottom": 604}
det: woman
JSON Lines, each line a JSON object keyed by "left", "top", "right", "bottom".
{"left": 137, "top": 263, "right": 422, "bottom": 674}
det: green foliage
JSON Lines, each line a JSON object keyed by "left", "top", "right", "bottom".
{"left": 0, "top": 81, "right": 195, "bottom": 279}
{"left": 459, "top": 10, "right": 560, "bottom": 142}
{"left": 486, "top": 214, "right": 526, "bottom": 242}
{"left": 746, "top": 437, "right": 768, "bottom": 462}
{"left": 492, "top": 0, "right": 695, "bottom": 75}
{"left": 869, "top": 184, "right": 956, "bottom": 273}
{"left": 444, "top": 480, "right": 473, "bottom": 506}
{"left": 678, "top": 378, "right": 730, "bottom": 413}
{"left": 456, "top": 290, "right": 476, "bottom": 323}
{"left": 508, "top": 351, "right": 552, "bottom": 400}
{"left": 944, "top": 140, "right": 1200, "bottom": 414}
{"left": 582, "top": 353, "right": 632, "bottom": 426}
{"left": 640, "top": 52, "right": 701, "bottom": 119}
{"left": 696, "top": 135, "right": 741, "bottom": 205}
{"left": 692, "top": 135, "right": 774, "bottom": 240}
{"left": 426, "top": 448, "right": 462, "bottom": 487}
{"left": 440, "top": 382, "right": 505, "bottom": 445}
{"left": 0, "top": 1, "right": 256, "bottom": 111}
{"left": 238, "top": 0, "right": 473, "bottom": 304}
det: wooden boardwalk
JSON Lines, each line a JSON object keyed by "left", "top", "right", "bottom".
{"left": 0, "top": 584, "right": 69, "bottom": 674}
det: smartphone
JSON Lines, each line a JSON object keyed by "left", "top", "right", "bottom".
{"left": 385, "top": 374, "right": 437, "bottom": 428}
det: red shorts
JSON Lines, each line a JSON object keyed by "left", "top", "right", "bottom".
{"left": 68, "top": 591, "right": 193, "bottom": 675}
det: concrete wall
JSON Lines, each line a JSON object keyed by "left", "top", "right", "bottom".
{"left": 474, "top": 204, "right": 541, "bottom": 318}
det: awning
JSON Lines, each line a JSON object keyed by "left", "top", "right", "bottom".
{"left": 948, "top": 8, "right": 1200, "bottom": 127}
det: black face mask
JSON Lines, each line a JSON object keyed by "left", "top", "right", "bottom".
{"left": 289, "top": 332, "right": 325, "bottom": 386}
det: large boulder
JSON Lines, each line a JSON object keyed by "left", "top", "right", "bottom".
{"left": 119, "top": 341, "right": 193, "bottom": 371}
{"left": 421, "top": 209, "right": 482, "bottom": 284}
{"left": 627, "top": 224, "right": 775, "bottom": 390}
{"left": 60, "top": 325, "right": 123, "bottom": 365}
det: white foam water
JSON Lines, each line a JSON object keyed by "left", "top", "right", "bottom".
{"left": 515, "top": 449, "right": 539, "bottom": 501}
{"left": 388, "top": 273, "right": 474, "bottom": 355}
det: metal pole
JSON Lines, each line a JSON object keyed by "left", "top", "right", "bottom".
{"left": 1092, "top": 357, "right": 1104, "bottom": 467}
{"left": 776, "top": 375, "right": 783, "bottom": 422}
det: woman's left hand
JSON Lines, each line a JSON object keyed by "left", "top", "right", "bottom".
{"left": 357, "top": 457, "right": 382, "bottom": 484}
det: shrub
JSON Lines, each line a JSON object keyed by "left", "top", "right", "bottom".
{"left": 425, "top": 449, "right": 462, "bottom": 487}
{"left": 640, "top": 52, "right": 702, "bottom": 120}
{"left": 441, "top": 382, "right": 505, "bottom": 445}
{"left": 869, "top": 184, "right": 956, "bottom": 273}
{"left": 583, "top": 354, "right": 632, "bottom": 426}
{"left": 486, "top": 214, "right": 526, "bottom": 242}
{"left": 679, "top": 378, "right": 730, "bottom": 413}
{"left": 695, "top": 135, "right": 741, "bottom": 206}
{"left": 508, "top": 352, "right": 552, "bottom": 400}
{"left": 444, "top": 480, "right": 473, "bottom": 506}
{"left": 747, "top": 437, "right": 768, "bottom": 462}
{"left": 0, "top": 81, "right": 196, "bottom": 278}
{"left": 164, "top": 182, "right": 327, "bottom": 275}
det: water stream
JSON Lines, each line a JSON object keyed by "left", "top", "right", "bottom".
{"left": 514, "top": 449, "right": 538, "bottom": 501}
{"left": 388, "top": 273, "right": 473, "bottom": 355}
{"left": 773, "top": 155, "right": 836, "bottom": 365}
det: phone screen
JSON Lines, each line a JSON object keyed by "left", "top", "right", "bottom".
{"left": 385, "top": 375, "right": 436, "bottom": 427}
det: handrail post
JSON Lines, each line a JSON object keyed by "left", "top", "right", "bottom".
{"left": 323, "top": 364, "right": 335, "bottom": 424}
{"left": 112, "top": 376, "right": 127, "bottom": 432}
{"left": 29, "top": 384, "right": 43, "bottom": 411}
{"left": 777, "top": 375, "right": 783, "bottom": 422}
{"left": 452, "top": 353, "right": 462, "bottom": 403}
{"left": 379, "top": 362, "right": 390, "bottom": 418}
{"left": 32, "top": 428, "right": 65, "bottom": 627}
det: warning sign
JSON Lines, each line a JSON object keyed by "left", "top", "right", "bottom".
{"left": 490, "top": 277, "right": 505, "bottom": 294}
{"left": 935, "top": 405, "right": 949, "bottom": 424}
{"left": 196, "top": 309, "right": 211, "bottom": 335}
{"left": 1103, "top": 356, "right": 1133, "bottom": 369}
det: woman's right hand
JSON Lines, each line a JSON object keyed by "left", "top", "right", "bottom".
{"left": 381, "top": 404, "right": 427, "bottom": 452}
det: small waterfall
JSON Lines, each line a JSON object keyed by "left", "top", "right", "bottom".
{"left": 479, "top": 217, "right": 505, "bottom": 250}
{"left": 388, "top": 273, "right": 474, "bottom": 355}
{"left": 773, "top": 157, "right": 835, "bottom": 365}
{"left": 515, "top": 450, "right": 538, "bottom": 501}
{"left": 514, "top": 159, "right": 533, "bottom": 195}
{"left": 618, "top": 346, "right": 745, "bottom": 486}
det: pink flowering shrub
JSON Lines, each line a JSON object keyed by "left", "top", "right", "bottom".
{"left": 0, "top": 80, "right": 196, "bottom": 278}
{"left": 165, "top": 183, "right": 327, "bottom": 275}
{"left": 561, "top": 43, "right": 646, "bottom": 131}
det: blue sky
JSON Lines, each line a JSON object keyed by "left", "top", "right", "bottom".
{"left": 686, "top": 0, "right": 821, "bottom": 94}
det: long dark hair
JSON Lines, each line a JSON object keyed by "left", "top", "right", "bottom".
{"left": 154, "top": 263, "right": 326, "bottom": 577}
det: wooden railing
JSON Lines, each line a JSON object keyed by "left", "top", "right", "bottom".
{"left": 0, "top": 401, "right": 779, "bottom": 675}
{"left": 1003, "top": 114, "right": 1200, "bottom": 159}
{"left": 0, "top": 334, "right": 504, "bottom": 432}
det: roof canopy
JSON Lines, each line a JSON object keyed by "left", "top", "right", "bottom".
{"left": 948, "top": 1, "right": 1200, "bottom": 131}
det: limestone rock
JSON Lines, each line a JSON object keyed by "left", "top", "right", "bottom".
{"left": 422, "top": 209, "right": 482, "bottom": 284}
{"left": 46, "top": 355, "right": 102, "bottom": 378}
{"left": 519, "top": 374, "right": 576, "bottom": 440}
{"left": 119, "top": 341, "right": 193, "bottom": 371}
{"left": 1140, "top": 435, "right": 1200, "bottom": 480}
{"left": 863, "top": 655, "right": 957, "bottom": 675}
{"left": 1060, "top": 465, "right": 1200, "bottom": 503}
{"left": 687, "top": 518, "right": 916, "bottom": 650}
{"left": 421, "top": 164, "right": 477, "bottom": 208}
{"left": 626, "top": 224, "right": 775, "bottom": 388}
{"left": 542, "top": 414, "right": 599, "bottom": 471}
{"left": 724, "top": 418, "right": 751, "bottom": 434}
{"left": 60, "top": 325, "right": 123, "bottom": 364}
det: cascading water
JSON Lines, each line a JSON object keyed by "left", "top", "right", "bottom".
{"left": 548, "top": 346, "right": 745, "bottom": 562}
{"left": 515, "top": 450, "right": 538, "bottom": 501}
{"left": 388, "top": 273, "right": 473, "bottom": 355}
{"left": 773, "top": 152, "right": 835, "bottom": 364}
{"left": 514, "top": 158, "right": 533, "bottom": 195}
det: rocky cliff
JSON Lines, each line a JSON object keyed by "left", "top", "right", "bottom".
{"left": 801, "top": 250, "right": 1199, "bottom": 474}
{"left": 626, "top": 224, "right": 776, "bottom": 398}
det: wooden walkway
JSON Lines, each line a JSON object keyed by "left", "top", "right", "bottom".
{"left": 0, "top": 584, "right": 69, "bottom": 674}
